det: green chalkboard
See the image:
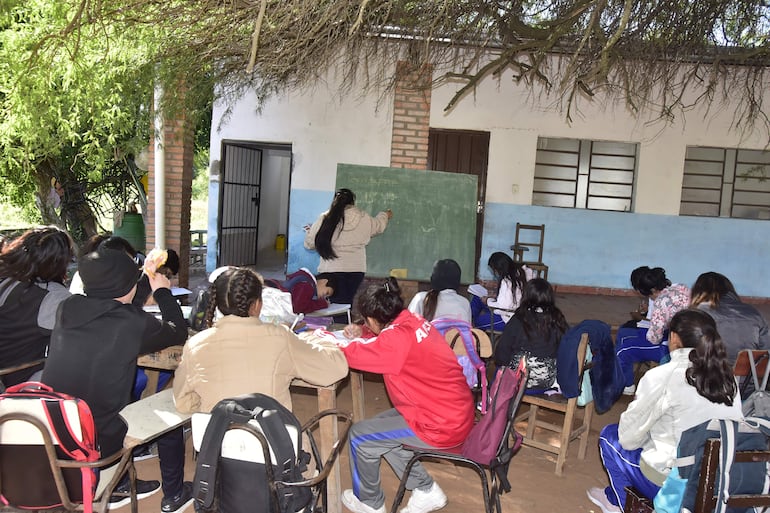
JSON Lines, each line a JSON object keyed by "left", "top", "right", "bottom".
{"left": 336, "top": 163, "right": 477, "bottom": 283}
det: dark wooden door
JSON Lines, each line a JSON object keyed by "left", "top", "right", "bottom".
{"left": 428, "top": 129, "right": 489, "bottom": 279}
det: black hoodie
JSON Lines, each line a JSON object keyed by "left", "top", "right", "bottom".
{"left": 41, "top": 288, "right": 187, "bottom": 456}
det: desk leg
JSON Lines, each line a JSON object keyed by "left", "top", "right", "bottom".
{"left": 350, "top": 371, "right": 365, "bottom": 422}
{"left": 142, "top": 370, "right": 160, "bottom": 400}
{"left": 318, "top": 388, "right": 341, "bottom": 513}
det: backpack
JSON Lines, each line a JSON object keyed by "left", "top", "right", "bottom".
{"left": 192, "top": 394, "right": 312, "bottom": 513}
{"left": 431, "top": 318, "right": 489, "bottom": 413}
{"left": 188, "top": 285, "right": 211, "bottom": 331}
{"left": 461, "top": 358, "right": 526, "bottom": 493}
{"left": 742, "top": 351, "right": 770, "bottom": 418}
{"left": 664, "top": 416, "right": 770, "bottom": 513}
{"left": 0, "top": 382, "right": 100, "bottom": 513}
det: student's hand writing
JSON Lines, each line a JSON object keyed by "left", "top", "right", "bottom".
{"left": 343, "top": 323, "right": 363, "bottom": 339}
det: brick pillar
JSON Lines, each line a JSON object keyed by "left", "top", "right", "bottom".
{"left": 146, "top": 115, "right": 194, "bottom": 289}
{"left": 390, "top": 62, "right": 432, "bottom": 170}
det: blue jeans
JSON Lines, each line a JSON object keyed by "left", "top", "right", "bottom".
{"left": 598, "top": 424, "right": 660, "bottom": 508}
{"left": 615, "top": 327, "right": 669, "bottom": 387}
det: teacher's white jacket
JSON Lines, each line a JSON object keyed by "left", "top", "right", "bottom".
{"left": 304, "top": 205, "right": 389, "bottom": 273}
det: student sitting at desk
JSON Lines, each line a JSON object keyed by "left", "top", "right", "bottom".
{"left": 407, "top": 259, "right": 471, "bottom": 323}
{"left": 339, "top": 278, "right": 473, "bottom": 513}
{"left": 42, "top": 248, "right": 191, "bottom": 513}
{"left": 264, "top": 267, "right": 337, "bottom": 315}
{"left": 471, "top": 251, "right": 531, "bottom": 331}
{"left": 0, "top": 226, "right": 74, "bottom": 386}
{"left": 173, "top": 267, "right": 348, "bottom": 413}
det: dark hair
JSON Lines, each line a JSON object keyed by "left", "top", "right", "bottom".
{"left": 630, "top": 266, "right": 670, "bottom": 297}
{"left": 315, "top": 272, "right": 337, "bottom": 294}
{"left": 488, "top": 251, "right": 527, "bottom": 299}
{"left": 100, "top": 236, "right": 138, "bottom": 258}
{"left": 670, "top": 309, "right": 736, "bottom": 406}
{"left": 513, "top": 278, "right": 568, "bottom": 340}
{"left": 690, "top": 272, "right": 737, "bottom": 308}
{"left": 422, "top": 259, "right": 462, "bottom": 321}
{"left": 0, "top": 226, "right": 75, "bottom": 284}
{"left": 159, "top": 249, "right": 180, "bottom": 276}
{"left": 357, "top": 277, "right": 404, "bottom": 326}
{"left": 205, "top": 267, "right": 263, "bottom": 325}
{"left": 80, "top": 234, "right": 111, "bottom": 257}
{"left": 314, "top": 188, "right": 356, "bottom": 260}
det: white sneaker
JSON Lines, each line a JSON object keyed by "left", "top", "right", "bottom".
{"left": 586, "top": 487, "right": 621, "bottom": 513}
{"left": 622, "top": 384, "right": 636, "bottom": 396}
{"left": 400, "top": 482, "right": 447, "bottom": 513}
{"left": 341, "top": 489, "right": 385, "bottom": 513}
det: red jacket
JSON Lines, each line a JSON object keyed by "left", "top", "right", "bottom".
{"left": 341, "top": 310, "right": 474, "bottom": 448}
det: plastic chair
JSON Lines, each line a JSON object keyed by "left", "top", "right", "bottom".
{"left": 515, "top": 332, "right": 594, "bottom": 475}
{"left": 0, "top": 407, "right": 137, "bottom": 513}
{"left": 510, "top": 223, "right": 548, "bottom": 279}
{"left": 692, "top": 437, "right": 770, "bottom": 513}
{"left": 191, "top": 408, "right": 352, "bottom": 513}
{"left": 389, "top": 359, "right": 528, "bottom": 513}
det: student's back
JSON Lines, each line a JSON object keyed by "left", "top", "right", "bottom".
{"left": 42, "top": 249, "right": 187, "bottom": 456}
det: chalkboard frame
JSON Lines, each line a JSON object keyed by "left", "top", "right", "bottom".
{"left": 336, "top": 163, "right": 478, "bottom": 283}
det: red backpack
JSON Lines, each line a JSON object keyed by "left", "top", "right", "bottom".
{"left": 0, "top": 382, "right": 100, "bottom": 513}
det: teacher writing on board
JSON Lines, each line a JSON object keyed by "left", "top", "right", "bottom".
{"left": 304, "top": 188, "right": 392, "bottom": 306}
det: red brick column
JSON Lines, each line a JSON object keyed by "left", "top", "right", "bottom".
{"left": 390, "top": 62, "right": 432, "bottom": 170}
{"left": 146, "top": 115, "right": 194, "bottom": 288}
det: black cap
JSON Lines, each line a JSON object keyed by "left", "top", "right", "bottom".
{"left": 79, "top": 249, "right": 142, "bottom": 299}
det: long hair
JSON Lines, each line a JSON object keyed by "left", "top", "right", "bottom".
{"left": 631, "top": 266, "right": 671, "bottom": 297}
{"left": 357, "top": 277, "right": 404, "bottom": 327}
{"left": 422, "top": 259, "right": 461, "bottom": 321}
{"left": 205, "top": 267, "right": 263, "bottom": 326}
{"left": 670, "top": 309, "right": 736, "bottom": 406}
{"left": 690, "top": 272, "right": 737, "bottom": 308}
{"left": 513, "top": 278, "right": 568, "bottom": 340}
{"left": 488, "top": 251, "right": 527, "bottom": 299}
{"left": 0, "top": 226, "right": 74, "bottom": 284}
{"left": 315, "top": 188, "right": 356, "bottom": 260}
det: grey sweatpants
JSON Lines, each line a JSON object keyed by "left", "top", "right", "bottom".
{"left": 348, "top": 408, "right": 436, "bottom": 509}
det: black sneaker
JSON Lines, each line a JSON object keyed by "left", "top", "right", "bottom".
{"left": 109, "top": 478, "right": 161, "bottom": 509}
{"left": 132, "top": 443, "right": 157, "bottom": 461}
{"left": 160, "top": 481, "right": 194, "bottom": 513}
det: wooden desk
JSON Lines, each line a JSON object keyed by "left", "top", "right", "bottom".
{"left": 120, "top": 389, "right": 192, "bottom": 449}
{"left": 305, "top": 303, "right": 352, "bottom": 324}
{"left": 137, "top": 345, "right": 184, "bottom": 400}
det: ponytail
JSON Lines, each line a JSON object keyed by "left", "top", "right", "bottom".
{"left": 315, "top": 188, "right": 355, "bottom": 260}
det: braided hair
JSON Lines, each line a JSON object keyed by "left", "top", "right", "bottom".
{"left": 671, "top": 309, "right": 736, "bottom": 406}
{"left": 357, "top": 277, "right": 404, "bottom": 327}
{"left": 204, "top": 267, "right": 263, "bottom": 326}
{"left": 315, "top": 188, "right": 356, "bottom": 260}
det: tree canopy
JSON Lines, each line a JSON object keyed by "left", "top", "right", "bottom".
{"left": 47, "top": 0, "right": 770, "bottom": 134}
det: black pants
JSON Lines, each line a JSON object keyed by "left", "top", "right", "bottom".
{"left": 328, "top": 272, "right": 364, "bottom": 323}
{"left": 157, "top": 427, "right": 186, "bottom": 498}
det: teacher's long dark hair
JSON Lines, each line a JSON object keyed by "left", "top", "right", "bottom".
{"left": 314, "top": 188, "right": 356, "bottom": 260}
{"left": 671, "top": 309, "right": 736, "bottom": 406}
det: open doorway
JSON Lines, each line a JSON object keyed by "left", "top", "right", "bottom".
{"left": 218, "top": 140, "right": 292, "bottom": 280}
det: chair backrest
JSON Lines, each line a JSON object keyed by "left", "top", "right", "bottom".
{"left": 432, "top": 318, "right": 488, "bottom": 410}
{"left": 513, "top": 223, "right": 545, "bottom": 263}
{"left": 733, "top": 349, "right": 769, "bottom": 386}
{"left": 692, "top": 437, "right": 770, "bottom": 513}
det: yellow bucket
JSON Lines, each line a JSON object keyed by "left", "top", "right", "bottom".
{"left": 275, "top": 234, "right": 287, "bottom": 251}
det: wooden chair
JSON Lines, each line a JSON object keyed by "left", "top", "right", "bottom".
{"left": 0, "top": 406, "right": 137, "bottom": 513}
{"left": 623, "top": 487, "right": 654, "bottom": 513}
{"left": 510, "top": 223, "right": 548, "bottom": 280}
{"left": 390, "top": 359, "right": 528, "bottom": 513}
{"left": 692, "top": 437, "right": 770, "bottom": 513}
{"left": 0, "top": 358, "right": 46, "bottom": 392}
{"left": 733, "top": 349, "right": 769, "bottom": 397}
{"left": 515, "top": 333, "right": 593, "bottom": 475}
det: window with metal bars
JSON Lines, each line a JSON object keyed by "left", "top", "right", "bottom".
{"left": 533, "top": 137, "right": 638, "bottom": 212}
{"left": 681, "top": 146, "right": 770, "bottom": 220}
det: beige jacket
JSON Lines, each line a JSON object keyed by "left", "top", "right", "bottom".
{"left": 304, "top": 206, "right": 389, "bottom": 273}
{"left": 173, "top": 315, "right": 348, "bottom": 413}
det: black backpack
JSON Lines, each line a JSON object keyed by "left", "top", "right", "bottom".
{"left": 193, "top": 394, "right": 312, "bottom": 513}
{"left": 188, "top": 285, "right": 211, "bottom": 332}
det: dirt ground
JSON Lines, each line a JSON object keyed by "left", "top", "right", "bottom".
{"left": 127, "top": 372, "right": 632, "bottom": 513}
